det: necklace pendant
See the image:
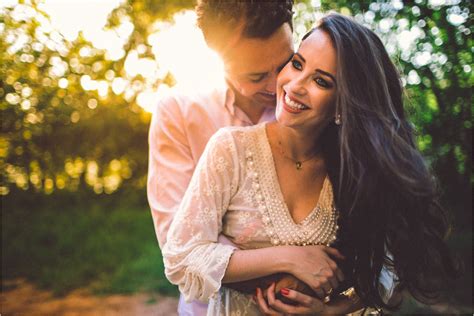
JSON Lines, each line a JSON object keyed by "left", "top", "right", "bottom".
{"left": 296, "top": 161, "right": 302, "bottom": 170}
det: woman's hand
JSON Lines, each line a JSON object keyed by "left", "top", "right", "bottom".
{"left": 255, "top": 283, "right": 326, "bottom": 315}
{"left": 273, "top": 274, "right": 315, "bottom": 303}
{"left": 282, "top": 245, "right": 345, "bottom": 297}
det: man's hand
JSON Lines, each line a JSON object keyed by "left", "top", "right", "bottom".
{"left": 283, "top": 245, "right": 345, "bottom": 296}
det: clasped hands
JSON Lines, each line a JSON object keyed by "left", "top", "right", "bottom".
{"left": 227, "top": 245, "right": 345, "bottom": 315}
{"left": 254, "top": 271, "right": 340, "bottom": 315}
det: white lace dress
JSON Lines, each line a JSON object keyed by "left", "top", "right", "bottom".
{"left": 163, "top": 123, "right": 338, "bottom": 316}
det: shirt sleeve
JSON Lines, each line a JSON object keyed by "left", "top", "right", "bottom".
{"left": 147, "top": 96, "right": 195, "bottom": 248}
{"left": 162, "top": 129, "right": 239, "bottom": 302}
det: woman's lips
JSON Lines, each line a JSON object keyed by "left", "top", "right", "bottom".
{"left": 282, "top": 93, "right": 308, "bottom": 114}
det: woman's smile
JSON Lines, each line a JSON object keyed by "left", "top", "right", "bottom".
{"left": 282, "top": 92, "right": 310, "bottom": 113}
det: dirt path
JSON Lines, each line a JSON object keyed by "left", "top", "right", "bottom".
{"left": 1, "top": 279, "right": 178, "bottom": 316}
{"left": 2, "top": 279, "right": 471, "bottom": 315}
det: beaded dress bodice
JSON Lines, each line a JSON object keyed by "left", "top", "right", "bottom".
{"left": 163, "top": 123, "right": 338, "bottom": 316}
{"left": 221, "top": 123, "right": 338, "bottom": 251}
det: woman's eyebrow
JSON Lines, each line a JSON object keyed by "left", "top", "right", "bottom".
{"left": 315, "top": 69, "right": 336, "bottom": 83}
{"left": 295, "top": 52, "right": 306, "bottom": 62}
{"left": 278, "top": 53, "right": 294, "bottom": 72}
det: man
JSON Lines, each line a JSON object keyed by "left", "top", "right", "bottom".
{"left": 147, "top": 1, "right": 294, "bottom": 315}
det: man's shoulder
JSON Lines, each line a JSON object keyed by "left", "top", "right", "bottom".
{"left": 155, "top": 86, "right": 227, "bottom": 115}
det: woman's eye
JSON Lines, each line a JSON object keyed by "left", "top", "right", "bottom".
{"left": 315, "top": 77, "right": 330, "bottom": 88}
{"left": 291, "top": 59, "right": 302, "bottom": 70}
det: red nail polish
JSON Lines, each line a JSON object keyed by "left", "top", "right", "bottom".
{"left": 280, "top": 288, "right": 290, "bottom": 296}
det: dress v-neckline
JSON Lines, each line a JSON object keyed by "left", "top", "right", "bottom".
{"left": 244, "top": 123, "right": 338, "bottom": 246}
{"left": 260, "top": 123, "right": 328, "bottom": 226}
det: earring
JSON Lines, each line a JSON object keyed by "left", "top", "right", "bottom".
{"left": 335, "top": 114, "right": 342, "bottom": 125}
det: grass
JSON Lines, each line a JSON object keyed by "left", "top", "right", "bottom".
{"left": 1, "top": 195, "right": 178, "bottom": 297}
{"left": 1, "top": 193, "right": 471, "bottom": 314}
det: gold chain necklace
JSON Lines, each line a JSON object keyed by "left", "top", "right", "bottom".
{"left": 277, "top": 140, "right": 320, "bottom": 170}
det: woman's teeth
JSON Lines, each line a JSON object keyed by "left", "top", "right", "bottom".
{"left": 284, "top": 94, "right": 308, "bottom": 110}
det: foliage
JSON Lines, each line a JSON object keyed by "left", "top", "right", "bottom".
{"left": 296, "top": 0, "right": 472, "bottom": 217}
{"left": 0, "top": 1, "right": 471, "bottom": 218}
{"left": 0, "top": 0, "right": 195, "bottom": 197}
{"left": 0, "top": 1, "right": 471, "bottom": 309}
{"left": 1, "top": 196, "right": 177, "bottom": 296}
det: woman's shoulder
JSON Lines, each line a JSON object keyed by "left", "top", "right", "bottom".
{"left": 216, "top": 122, "right": 266, "bottom": 139}
{"left": 208, "top": 123, "right": 266, "bottom": 154}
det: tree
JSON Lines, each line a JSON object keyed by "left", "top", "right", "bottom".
{"left": 1, "top": 1, "right": 471, "bottom": 223}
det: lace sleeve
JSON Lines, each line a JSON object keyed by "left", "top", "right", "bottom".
{"left": 162, "top": 128, "right": 239, "bottom": 302}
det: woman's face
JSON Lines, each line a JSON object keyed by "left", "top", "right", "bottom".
{"left": 276, "top": 29, "right": 337, "bottom": 132}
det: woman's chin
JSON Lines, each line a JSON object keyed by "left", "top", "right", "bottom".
{"left": 275, "top": 116, "right": 299, "bottom": 129}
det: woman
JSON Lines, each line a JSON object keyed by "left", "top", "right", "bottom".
{"left": 163, "top": 13, "right": 459, "bottom": 315}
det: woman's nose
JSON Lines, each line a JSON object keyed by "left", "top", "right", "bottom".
{"left": 288, "top": 76, "right": 306, "bottom": 96}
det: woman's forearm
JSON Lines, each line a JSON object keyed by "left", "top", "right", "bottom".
{"left": 222, "top": 244, "right": 344, "bottom": 296}
{"left": 222, "top": 246, "right": 293, "bottom": 283}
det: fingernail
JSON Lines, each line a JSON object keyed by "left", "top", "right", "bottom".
{"left": 252, "top": 295, "right": 256, "bottom": 302}
{"left": 280, "top": 288, "right": 290, "bottom": 296}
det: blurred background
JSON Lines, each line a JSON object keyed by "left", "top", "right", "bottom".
{"left": 1, "top": 0, "right": 472, "bottom": 314}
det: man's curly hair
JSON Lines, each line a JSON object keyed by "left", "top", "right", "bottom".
{"left": 196, "top": 0, "right": 293, "bottom": 49}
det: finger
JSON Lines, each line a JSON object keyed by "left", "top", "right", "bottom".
{"left": 326, "top": 258, "right": 338, "bottom": 274}
{"left": 280, "top": 288, "right": 324, "bottom": 313}
{"left": 320, "top": 266, "right": 339, "bottom": 293}
{"left": 314, "top": 288, "right": 325, "bottom": 299}
{"left": 335, "top": 267, "right": 345, "bottom": 282}
{"left": 265, "top": 297, "right": 302, "bottom": 315}
{"left": 255, "top": 287, "right": 269, "bottom": 313}
{"left": 266, "top": 282, "right": 277, "bottom": 303}
{"left": 310, "top": 273, "right": 329, "bottom": 298}
{"left": 256, "top": 287, "right": 280, "bottom": 315}
{"left": 266, "top": 283, "right": 285, "bottom": 313}
{"left": 319, "top": 279, "right": 332, "bottom": 295}
{"left": 324, "top": 247, "right": 345, "bottom": 260}
{"left": 328, "top": 274, "right": 339, "bottom": 291}
{"left": 324, "top": 259, "right": 344, "bottom": 284}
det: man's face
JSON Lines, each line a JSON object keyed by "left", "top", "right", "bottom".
{"left": 222, "top": 23, "right": 294, "bottom": 109}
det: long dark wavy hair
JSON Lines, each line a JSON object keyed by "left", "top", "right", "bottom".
{"left": 312, "top": 13, "right": 461, "bottom": 309}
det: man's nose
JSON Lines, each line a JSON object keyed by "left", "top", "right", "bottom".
{"left": 264, "top": 72, "right": 278, "bottom": 94}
